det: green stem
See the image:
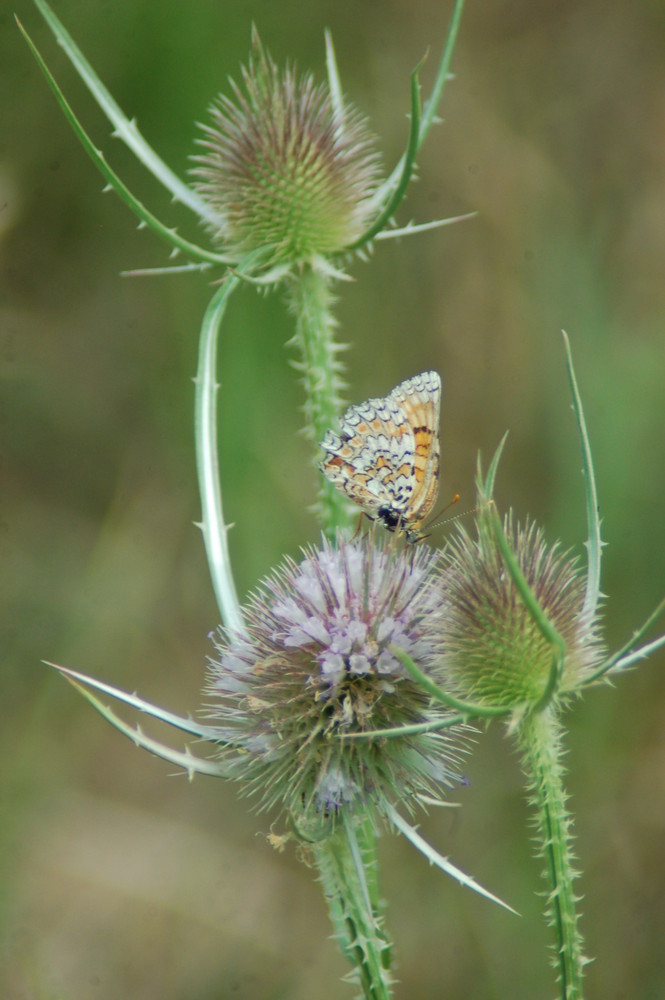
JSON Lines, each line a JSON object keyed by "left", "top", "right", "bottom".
{"left": 195, "top": 276, "right": 242, "bottom": 635}
{"left": 518, "top": 708, "right": 587, "bottom": 1000}
{"left": 286, "top": 267, "right": 353, "bottom": 538}
{"left": 311, "top": 815, "right": 393, "bottom": 999}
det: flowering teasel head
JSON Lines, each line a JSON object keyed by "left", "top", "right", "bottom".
{"left": 191, "top": 27, "right": 382, "bottom": 273}
{"left": 206, "top": 534, "right": 468, "bottom": 833}
{"left": 438, "top": 505, "right": 605, "bottom": 712}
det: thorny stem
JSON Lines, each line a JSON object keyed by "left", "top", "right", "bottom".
{"left": 195, "top": 264, "right": 267, "bottom": 636}
{"left": 286, "top": 267, "right": 353, "bottom": 538}
{"left": 311, "top": 814, "right": 392, "bottom": 999}
{"left": 518, "top": 708, "right": 587, "bottom": 1000}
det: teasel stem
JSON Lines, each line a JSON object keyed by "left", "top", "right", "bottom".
{"left": 517, "top": 707, "right": 587, "bottom": 999}
{"left": 287, "top": 267, "right": 353, "bottom": 538}
{"left": 310, "top": 812, "right": 393, "bottom": 999}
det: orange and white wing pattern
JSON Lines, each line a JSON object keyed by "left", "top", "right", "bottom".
{"left": 319, "top": 371, "right": 441, "bottom": 541}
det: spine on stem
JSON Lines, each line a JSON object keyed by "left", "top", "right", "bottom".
{"left": 518, "top": 707, "right": 588, "bottom": 1000}
{"left": 287, "top": 267, "right": 352, "bottom": 538}
{"left": 311, "top": 815, "right": 393, "bottom": 1000}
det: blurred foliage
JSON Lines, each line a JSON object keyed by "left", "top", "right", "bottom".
{"left": 2, "top": 1, "right": 665, "bottom": 997}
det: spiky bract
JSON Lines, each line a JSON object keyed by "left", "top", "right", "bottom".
{"left": 438, "top": 513, "right": 604, "bottom": 709}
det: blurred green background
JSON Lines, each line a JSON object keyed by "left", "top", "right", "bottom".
{"left": 3, "top": 1, "right": 665, "bottom": 997}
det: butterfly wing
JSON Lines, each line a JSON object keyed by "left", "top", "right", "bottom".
{"left": 389, "top": 370, "right": 441, "bottom": 529}
{"left": 320, "top": 371, "right": 441, "bottom": 536}
{"left": 320, "top": 391, "right": 409, "bottom": 519}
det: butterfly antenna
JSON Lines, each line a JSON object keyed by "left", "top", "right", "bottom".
{"left": 429, "top": 497, "right": 495, "bottom": 533}
{"left": 429, "top": 492, "right": 461, "bottom": 527}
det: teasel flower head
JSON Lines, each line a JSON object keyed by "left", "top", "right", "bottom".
{"left": 206, "top": 534, "right": 468, "bottom": 836}
{"left": 191, "top": 27, "right": 382, "bottom": 275}
{"left": 438, "top": 507, "right": 605, "bottom": 711}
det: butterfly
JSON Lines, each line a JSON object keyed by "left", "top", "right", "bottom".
{"left": 319, "top": 371, "right": 441, "bottom": 542}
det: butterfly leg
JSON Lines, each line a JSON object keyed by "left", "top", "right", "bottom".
{"left": 350, "top": 512, "right": 366, "bottom": 541}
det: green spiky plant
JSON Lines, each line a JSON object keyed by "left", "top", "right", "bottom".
{"left": 21, "top": 2, "right": 665, "bottom": 997}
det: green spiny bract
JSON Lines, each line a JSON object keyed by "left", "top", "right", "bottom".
{"left": 438, "top": 510, "right": 604, "bottom": 710}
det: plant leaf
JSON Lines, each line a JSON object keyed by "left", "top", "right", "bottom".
{"left": 18, "top": 14, "right": 226, "bottom": 265}
{"left": 562, "top": 330, "right": 602, "bottom": 618}
{"left": 31, "top": 0, "right": 217, "bottom": 224}
{"left": 45, "top": 661, "right": 219, "bottom": 739}
{"left": 47, "top": 665, "right": 229, "bottom": 779}
{"left": 387, "top": 804, "right": 518, "bottom": 914}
